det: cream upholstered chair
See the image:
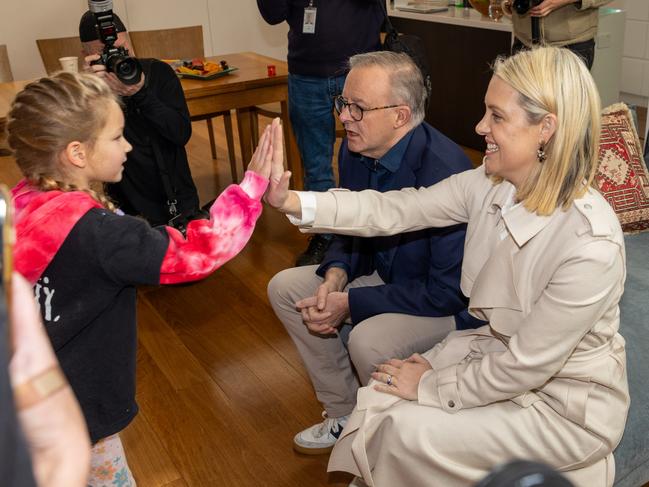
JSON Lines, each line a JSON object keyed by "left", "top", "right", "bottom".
{"left": 128, "top": 25, "right": 237, "bottom": 179}
{"left": 36, "top": 36, "right": 84, "bottom": 74}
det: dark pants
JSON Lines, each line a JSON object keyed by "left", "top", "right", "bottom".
{"left": 512, "top": 38, "right": 596, "bottom": 70}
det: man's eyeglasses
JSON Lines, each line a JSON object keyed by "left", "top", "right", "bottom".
{"left": 334, "top": 95, "right": 402, "bottom": 122}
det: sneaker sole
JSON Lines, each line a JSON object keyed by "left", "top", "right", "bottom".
{"left": 292, "top": 441, "right": 335, "bottom": 455}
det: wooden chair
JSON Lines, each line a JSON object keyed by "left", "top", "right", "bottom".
{"left": 250, "top": 103, "right": 282, "bottom": 151}
{"left": 128, "top": 25, "right": 237, "bottom": 180}
{"left": 0, "top": 45, "right": 13, "bottom": 155}
{"left": 36, "top": 36, "right": 84, "bottom": 74}
{"left": 250, "top": 103, "right": 345, "bottom": 152}
{"left": 0, "top": 45, "right": 13, "bottom": 83}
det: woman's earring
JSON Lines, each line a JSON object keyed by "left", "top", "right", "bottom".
{"left": 537, "top": 142, "right": 547, "bottom": 163}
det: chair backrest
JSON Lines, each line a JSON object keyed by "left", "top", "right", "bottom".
{"left": 128, "top": 25, "right": 204, "bottom": 60}
{"left": 0, "top": 45, "right": 13, "bottom": 82}
{"left": 36, "top": 36, "right": 84, "bottom": 75}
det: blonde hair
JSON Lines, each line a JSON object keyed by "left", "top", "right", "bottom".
{"left": 492, "top": 46, "right": 601, "bottom": 215}
{"left": 6, "top": 71, "right": 120, "bottom": 211}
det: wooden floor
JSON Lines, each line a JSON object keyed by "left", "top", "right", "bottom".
{"left": 123, "top": 120, "right": 481, "bottom": 487}
{"left": 123, "top": 118, "right": 353, "bottom": 487}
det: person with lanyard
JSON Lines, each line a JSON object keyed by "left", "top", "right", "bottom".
{"left": 256, "top": 0, "right": 384, "bottom": 266}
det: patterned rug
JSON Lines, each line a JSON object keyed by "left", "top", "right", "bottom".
{"left": 596, "top": 103, "right": 649, "bottom": 234}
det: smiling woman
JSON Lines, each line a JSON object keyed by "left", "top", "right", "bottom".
{"left": 485, "top": 46, "right": 601, "bottom": 215}
{"left": 267, "top": 46, "right": 629, "bottom": 487}
{"left": 476, "top": 75, "right": 554, "bottom": 190}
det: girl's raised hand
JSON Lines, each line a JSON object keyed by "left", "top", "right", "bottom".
{"left": 246, "top": 123, "right": 273, "bottom": 179}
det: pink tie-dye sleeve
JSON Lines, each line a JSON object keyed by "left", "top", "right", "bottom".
{"left": 159, "top": 171, "right": 268, "bottom": 284}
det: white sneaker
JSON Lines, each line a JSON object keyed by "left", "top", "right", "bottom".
{"left": 293, "top": 411, "right": 349, "bottom": 455}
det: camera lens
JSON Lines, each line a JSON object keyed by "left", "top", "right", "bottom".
{"left": 512, "top": 0, "right": 531, "bottom": 14}
{"left": 113, "top": 57, "right": 142, "bottom": 85}
{"left": 105, "top": 53, "right": 142, "bottom": 85}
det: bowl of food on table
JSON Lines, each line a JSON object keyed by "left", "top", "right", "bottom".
{"left": 164, "top": 58, "right": 237, "bottom": 80}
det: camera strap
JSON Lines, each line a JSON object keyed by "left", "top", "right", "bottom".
{"left": 150, "top": 139, "right": 179, "bottom": 219}
{"left": 134, "top": 59, "right": 180, "bottom": 221}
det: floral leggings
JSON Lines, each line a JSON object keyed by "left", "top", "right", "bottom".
{"left": 88, "top": 434, "right": 136, "bottom": 487}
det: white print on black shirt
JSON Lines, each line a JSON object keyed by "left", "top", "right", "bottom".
{"left": 34, "top": 276, "right": 60, "bottom": 323}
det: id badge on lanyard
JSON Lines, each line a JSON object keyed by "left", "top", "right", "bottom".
{"left": 303, "top": 0, "right": 317, "bottom": 34}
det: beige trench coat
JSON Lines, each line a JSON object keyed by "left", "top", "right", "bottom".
{"left": 300, "top": 166, "right": 629, "bottom": 487}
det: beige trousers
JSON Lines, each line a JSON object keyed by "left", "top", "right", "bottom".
{"left": 267, "top": 265, "right": 455, "bottom": 418}
{"left": 328, "top": 394, "right": 613, "bottom": 487}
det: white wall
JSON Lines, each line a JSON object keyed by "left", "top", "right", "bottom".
{"left": 0, "top": 0, "right": 288, "bottom": 81}
{"left": 609, "top": 0, "right": 649, "bottom": 107}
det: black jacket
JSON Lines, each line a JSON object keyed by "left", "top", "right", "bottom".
{"left": 257, "top": 0, "right": 384, "bottom": 77}
{"left": 109, "top": 59, "right": 199, "bottom": 225}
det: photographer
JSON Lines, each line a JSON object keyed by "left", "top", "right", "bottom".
{"left": 503, "top": 0, "right": 612, "bottom": 70}
{"left": 79, "top": 9, "right": 205, "bottom": 227}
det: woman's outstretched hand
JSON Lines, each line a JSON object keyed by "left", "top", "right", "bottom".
{"left": 264, "top": 118, "right": 292, "bottom": 210}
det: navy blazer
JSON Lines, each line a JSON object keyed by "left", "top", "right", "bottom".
{"left": 316, "top": 123, "right": 481, "bottom": 330}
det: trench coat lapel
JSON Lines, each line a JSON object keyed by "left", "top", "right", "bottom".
{"left": 468, "top": 191, "right": 554, "bottom": 315}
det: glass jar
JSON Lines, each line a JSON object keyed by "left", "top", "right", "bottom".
{"left": 488, "top": 0, "right": 504, "bottom": 21}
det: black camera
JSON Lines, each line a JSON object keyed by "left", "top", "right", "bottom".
{"left": 87, "top": 0, "right": 142, "bottom": 85}
{"left": 512, "top": 0, "right": 542, "bottom": 14}
{"left": 512, "top": 0, "right": 543, "bottom": 43}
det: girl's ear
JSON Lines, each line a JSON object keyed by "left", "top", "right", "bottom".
{"left": 63, "top": 141, "right": 88, "bottom": 169}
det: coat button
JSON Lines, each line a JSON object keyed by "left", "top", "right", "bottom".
{"left": 584, "top": 204, "right": 592, "bottom": 210}
{"left": 448, "top": 400, "right": 455, "bottom": 408}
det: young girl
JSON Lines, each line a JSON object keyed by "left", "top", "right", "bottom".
{"left": 7, "top": 71, "right": 278, "bottom": 487}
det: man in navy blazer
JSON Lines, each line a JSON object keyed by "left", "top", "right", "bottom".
{"left": 267, "top": 51, "right": 481, "bottom": 455}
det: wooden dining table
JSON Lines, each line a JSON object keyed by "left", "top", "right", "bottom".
{"left": 0, "top": 52, "right": 303, "bottom": 188}
{"left": 179, "top": 51, "right": 302, "bottom": 189}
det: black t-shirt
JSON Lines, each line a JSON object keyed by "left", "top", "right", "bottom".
{"left": 36, "top": 208, "right": 168, "bottom": 443}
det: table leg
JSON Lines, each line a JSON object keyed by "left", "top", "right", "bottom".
{"left": 236, "top": 107, "right": 254, "bottom": 169}
{"left": 280, "top": 100, "right": 303, "bottom": 190}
